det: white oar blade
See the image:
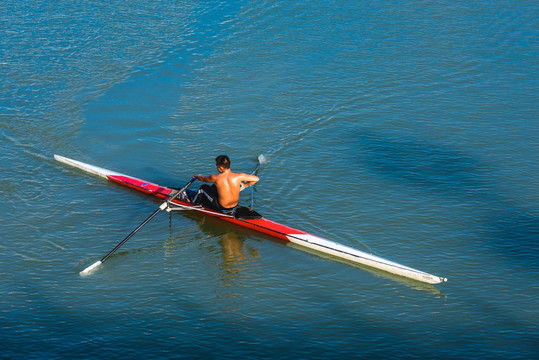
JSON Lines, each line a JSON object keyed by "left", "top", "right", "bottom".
{"left": 80, "top": 260, "right": 102, "bottom": 276}
{"left": 258, "top": 154, "right": 268, "bottom": 165}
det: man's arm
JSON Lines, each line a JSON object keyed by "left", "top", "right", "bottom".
{"left": 194, "top": 174, "right": 218, "bottom": 183}
{"left": 240, "top": 173, "right": 259, "bottom": 187}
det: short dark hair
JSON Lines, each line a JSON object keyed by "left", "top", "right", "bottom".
{"left": 215, "top": 155, "right": 230, "bottom": 169}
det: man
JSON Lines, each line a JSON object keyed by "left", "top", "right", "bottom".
{"left": 186, "top": 155, "right": 259, "bottom": 214}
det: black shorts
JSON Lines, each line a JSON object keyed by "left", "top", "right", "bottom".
{"left": 193, "top": 184, "right": 237, "bottom": 214}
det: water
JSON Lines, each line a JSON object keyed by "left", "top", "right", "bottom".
{"left": 1, "top": 0, "right": 538, "bottom": 359}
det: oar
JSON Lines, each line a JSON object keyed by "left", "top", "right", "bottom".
{"left": 240, "top": 154, "right": 266, "bottom": 192}
{"left": 80, "top": 177, "right": 197, "bottom": 276}
{"left": 247, "top": 155, "right": 265, "bottom": 209}
{"left": 252, "top": 154, "right": 265, "bottom": 175}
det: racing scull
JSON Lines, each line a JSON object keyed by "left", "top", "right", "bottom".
{"left": 54, "top": 154, "right": 447, "bottom": 284}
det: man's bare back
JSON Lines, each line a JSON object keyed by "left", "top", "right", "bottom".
{"left": 194, "top": 155, "right": 259, "bottom": 209}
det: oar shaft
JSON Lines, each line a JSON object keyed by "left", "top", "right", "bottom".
{"left": 251, "top": 162, "right": 261, "bottom": 175}
{"left": 241, "top": 156, "right": 263, "bottom": 193}
{"left": 100, "top": 203, "right": 166, "bottom": 263}
{"left": 80, "top": 177, "right": 196, "bottom": 276}
{"left": 249, "top": 162, "right": 258, "bottom": 209}
{"left": 248, "top": 156, "right": 263, "bottom": 209}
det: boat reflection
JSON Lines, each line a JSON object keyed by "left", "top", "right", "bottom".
{"left": 218, "top": 231, "right": 259, "bottom": 287}
{"left": 288, "top": 241, "right": 444, "bottom": 295}
{"left": 184, "top": 212, "right": 260, "bottom": 289}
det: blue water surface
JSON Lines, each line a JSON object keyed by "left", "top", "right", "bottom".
{"left": 1, "top": 1, "right": 537, "bottom": 359}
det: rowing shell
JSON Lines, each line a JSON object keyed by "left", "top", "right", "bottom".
{"left": 54, "top": 154, "right": 447, "bottom": 284}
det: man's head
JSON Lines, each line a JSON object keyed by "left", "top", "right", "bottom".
{"left": 215, "top": 155, "right": 231, "bottom": 170}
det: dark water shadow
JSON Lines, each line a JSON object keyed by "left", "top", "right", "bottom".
{"left": 356, "top": 130, "right": 539, "bottom": 267}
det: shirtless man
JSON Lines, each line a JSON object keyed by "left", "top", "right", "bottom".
{"left": 190, "top": 155, "right": 259, "bottom": 213}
